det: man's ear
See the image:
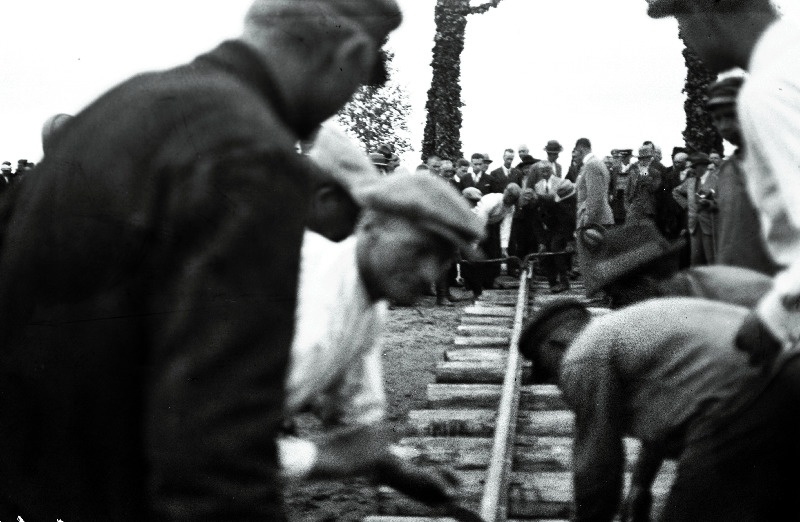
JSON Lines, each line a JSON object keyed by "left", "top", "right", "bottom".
{"left": 332, "top": 32, "right": 375, "bottom": 85}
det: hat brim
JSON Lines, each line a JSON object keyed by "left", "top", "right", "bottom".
{"left": 585, "top": 238, "right": 686, "bottom": 295}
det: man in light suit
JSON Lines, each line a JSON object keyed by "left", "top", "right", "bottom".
{"left": 673, "top": 152, "right": 718, "bottom": 266}
{"left": 574, "top": 137, "right": 614, "bottom": 230}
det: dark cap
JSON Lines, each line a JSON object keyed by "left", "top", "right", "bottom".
{"left": 687, "top": 152, "right": 711, "bottom": 166}
{"left": 646, "top": 0, "right": 686, "bottom": 19}
{"left": 707, "top": 76, "right": 744, "bottom": 107}
{"left": 519, "top": 298, "right": 590, "bottom": 361}
{"left": 544, "top": 140, "right": 563, "bottom": 153}
{"left": 246, "top": 0, "right": 403, "bottom": 45}
{"left": 354, "top": 174, "right": 486, "bottom": 257}
{"left": 619, "top": 149, "right": 633, "bottom": 156}
{"left": 579, "top": 221, "right": 685, "bottom": 296}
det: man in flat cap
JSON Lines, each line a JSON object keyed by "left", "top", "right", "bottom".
{"left": 0, "top": 0, "right": 402, "bottom": 519}
{"left": 672, "top": 152, "right": 718, "bottom": 266}
{"left": 279, "top": 172, "right": 479, "bottom": 505}
{"left": 518, "top": 297, "right": 800, "bottom": 521}
{"left": 706, "top": 76, "right": 779, "bottom": 277}
{"left": 646, "top": 0, "right": 800, "bottom": 368}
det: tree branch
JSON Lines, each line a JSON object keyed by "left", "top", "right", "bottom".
{"left": 468, "top": 0, "right": 503, "bottom": 15}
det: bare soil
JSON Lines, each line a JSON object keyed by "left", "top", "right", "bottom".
{"left": 284, "top": 286, "right": 476, "bottom": 521}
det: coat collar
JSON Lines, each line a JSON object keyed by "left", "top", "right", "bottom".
{"left": 195, "top": 40, "right": 311, "bottom": 138}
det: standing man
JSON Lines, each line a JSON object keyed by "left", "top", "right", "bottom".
{"left": 707, "top": 76, "right": 779, "bottom": 276}
{"left": 0, "top": 1, "right": 402, "bottom": 520}
{"left": 646, "top": 0, "right": 800, "bottom": 362}
{"left": 460, "top": 152, "right": 494, "bottom": 195}
{"left": 609, "top": 148, "right": 633, "bottom": 225}
{"left": 625, "top": 145, "right": 662, "bottom": 224}
{"left": 543, "top": 140, "right": 564, "bottom": 178}
{"left": 532, "top": 162, "right": 576, "bottom": 293}
{"left": 574, "top": 137, "right": 614, "bottom": 231}
{"left": 488, "top": 148, "right": 519, "bottom": 193}
{"left": 673, "top": 152, "right": 718, "bottom": 266}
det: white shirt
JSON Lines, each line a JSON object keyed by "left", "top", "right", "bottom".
{"left": 280, "top": 231, "right": 387, "bottom": 476}
{"left": 473, "top": 192, "right": 514, "bottom": 249}
{"left": 738, "top": 17, "right": 800, "bottom": 348}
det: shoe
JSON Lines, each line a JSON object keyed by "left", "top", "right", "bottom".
{"left": 551, "top": 283, "right": 568, "bottom": 294}
{"left": 446, "top": 292, "right": 467, "bottom": 303}
{"left": 436, "top": 297, "right": 455, "bottom": 307}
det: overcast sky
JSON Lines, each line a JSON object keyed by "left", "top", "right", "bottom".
{"left": 1, "top": 1, "right": 797, "bottom": 165}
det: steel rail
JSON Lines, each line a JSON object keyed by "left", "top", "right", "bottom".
{"left": 478, "top": 257, "right": 531, "bottom": 522}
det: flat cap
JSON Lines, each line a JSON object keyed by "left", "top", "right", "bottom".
{"left": 355, "top": 174, "right": 486, "bottom": 255}
{"left": 308, "top": 125, "right": 379, "bottom": 194}
{"left": 619, "top": 149, "right": 633, "bottom": 156}
{"left": 246, "top": 0, "right": 402, "bottom": 44}
{"left": 462, "top": 187, "right": 483, "bottom": 202}
{"left": 707, "top": 76, "right": 744, "bottom": 107}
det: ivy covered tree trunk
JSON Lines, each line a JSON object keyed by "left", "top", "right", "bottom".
{"left": 422, "top": 0, "right": 503, "bottom": 162}
{"left": 681, "top": 38, "right": 723, "bottom": 154}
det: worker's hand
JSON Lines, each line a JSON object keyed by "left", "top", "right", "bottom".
{"left": 311, "top": 424, "right": 392, "bottom": 478}
{"left": 621, "top": 484, "right": 652, "bottom": 522}
{"left": 735, "top": 311, "right": 783, "bottom": 368}
{"left": 374, "top": 454, "right": 461, "bottom": 507}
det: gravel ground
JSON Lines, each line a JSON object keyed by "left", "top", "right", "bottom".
{"left": 284, "top": 286, "right": 476, "bottom": 521}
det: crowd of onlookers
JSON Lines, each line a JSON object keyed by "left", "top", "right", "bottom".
{"left": 0, "top": 159, "right": 35, "bottom": 191}
{"left": 364, "top": 124, "right": 769, "bottom": 304}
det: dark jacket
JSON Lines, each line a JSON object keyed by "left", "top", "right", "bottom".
{"left": 0, "top": 41, "right": 311, "bottom": 521}
{"left": 459, "top": 171, "right": 494, "bottom": 195}
{"left": 487, "top": 165, "right": 522, "bottom": 193}
{"left": 625, "top": 163, "right": 662, "bottom": 222}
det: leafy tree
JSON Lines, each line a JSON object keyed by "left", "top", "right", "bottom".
{"left": 421, "top": 0, "right": 504, "bottom": 162}
{"left": 336, "top": 51, "right": 412, "bottom": 155}
{"left": 680, "top": 37, "right": 723, "bottom": 154}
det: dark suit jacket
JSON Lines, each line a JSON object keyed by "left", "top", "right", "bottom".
{"left": 488, "top": 165, "right": 522, "bottom": 193}
{"left": 459, "top": 171, "right": 494, "bottom": 195}
{"left": 0, "top": 41, "right": 310, "bottom": 521}
{"left": 625, "top": 163, "right": 663, "bottom": 220}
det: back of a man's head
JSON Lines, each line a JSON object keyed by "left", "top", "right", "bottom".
{"left": 575, "top": 138, "right": 591, "bottom": 151}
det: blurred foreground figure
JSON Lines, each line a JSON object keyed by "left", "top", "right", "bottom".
{"left": 284, "top": 173, "right": 483, "bottom": 506}
{"left": 0, "top": 0, "right": 401, "bottom": 519}
{"left": 519, "top": 298, "right": 800, "bottom": 522}
{"left": 647, "top": 0, "right": 800, "bottom": 362}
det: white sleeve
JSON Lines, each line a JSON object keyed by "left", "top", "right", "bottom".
{"left": 738, "top": 73, "right": 800, "bottom": 348}
{"left": 500, "top": 210, "right": 514, "bottom": 249}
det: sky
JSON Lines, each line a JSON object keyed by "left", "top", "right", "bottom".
{"left": 0, "top": 1, "right": 797, "bottom": 166}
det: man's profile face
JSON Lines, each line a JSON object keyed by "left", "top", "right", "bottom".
{"left": 711, "top": 104, "right": 742, "bottom": 146}
{"left": 675, "top": 10, "right": 737, "bottom": 74}
{"left": 361, "top": 217, "right": 452, "bottom": 305}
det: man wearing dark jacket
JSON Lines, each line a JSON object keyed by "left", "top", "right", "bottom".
{"left": 0, "top": 1, "right": 402, "bottom": 520}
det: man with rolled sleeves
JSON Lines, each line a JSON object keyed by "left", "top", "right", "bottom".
{"left": 281, "top": 173, "right": 482, "bottom": 504}
{"left": 0, "top": 0, "right": 402, "bottom": 520}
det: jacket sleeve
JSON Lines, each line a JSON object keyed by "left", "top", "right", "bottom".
{"left": 584, "top": 162, "right": 610, "bottom": 225}
{"left": 562, "top": 353, "right": 625, "bottom": 522}
{"left": 145, "top": 149, "right": 310, "bottom": 520}
{"left": 672, "top": 179, "right": 689, "bottom": 209}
